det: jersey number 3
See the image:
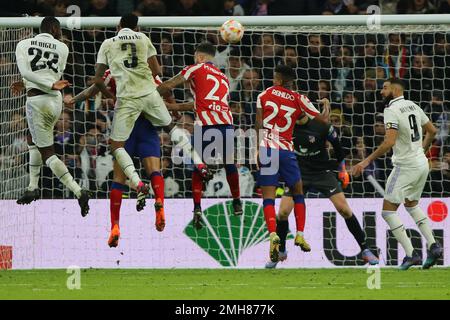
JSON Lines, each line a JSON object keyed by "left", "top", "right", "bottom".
{"left": 408, "top": 114, "right": 420, "bottom": 142}
{"left": 28, "top": 47, "right": 59, "bottom": 73}
{"left": 121, "top": 43, "right": 138, "bottom": 68}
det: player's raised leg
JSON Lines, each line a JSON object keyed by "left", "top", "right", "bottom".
{"left": 109, "top": 101, "right": 149, "bottom": 195}
{"left": 27, "top": 95, "right": 90, "bottom": 217}
{"left": 329, "top": 192, "right": 379, "bottom": 265}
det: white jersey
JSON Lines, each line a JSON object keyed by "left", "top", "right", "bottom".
{"left": 96, "top": 28, "right": 158, "bottom": 98}
{"left": 384, "top": 96, "right": 430, "bottom": 167}
{"left": 15, "top": 33, "right": 69, "bottom": 96}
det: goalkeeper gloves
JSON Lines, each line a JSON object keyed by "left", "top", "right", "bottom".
{"left": 338, "top": 160, "right": 350, "bottom": 189}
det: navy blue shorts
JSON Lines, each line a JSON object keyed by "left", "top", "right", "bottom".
{"left": 124, "top": 116, "right": 160, "bottom": 159}
{"left": 194, "top": 124, "right": 235, "bottom": 165}
{"left": 257, "top": 147, "right": 301, "bottom": 188}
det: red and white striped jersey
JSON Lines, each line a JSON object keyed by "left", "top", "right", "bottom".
{"left": 257, "top": 86, "right": 319, "bottom": 151}
{"left": 102, "top": 69, "right": 116, "bottom": 96}
{"left": 181, "top": 62, "right": 233, "bottom": 126}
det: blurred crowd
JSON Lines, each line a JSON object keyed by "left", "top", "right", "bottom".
{"left": 0, "top": 0, "right": 450, "bottom": 17}
{"left": 0, "top": 3, "right": 449, "bottom": 200}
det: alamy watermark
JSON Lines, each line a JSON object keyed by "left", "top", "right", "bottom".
{"left": 366, "top": 5, "right": 381, "bottom": 30}
{"left": 66, "top": 265, "right": 81, "bottom": 290}
{"left": 366, "top": 266, "right": 381, "bottom": 290}
{"left": 171, "top": 126, "right": 281, "bottom": 176}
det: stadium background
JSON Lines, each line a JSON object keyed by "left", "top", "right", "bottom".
{"left": 0, "top": 1, "right": 449, "bottom": 272}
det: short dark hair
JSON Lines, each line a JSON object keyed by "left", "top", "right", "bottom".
{"left": 120, "top": 13, "right": 138, "bottom": 29}
{"left": 40, "top": 16, "right": 60, "bottom": 34}
{"left": 275, "top": 64, "right": 296, "bottom": 82}
{"left": 195, "top": 42, "right": 216, "bottom": 57}
{"left": 387, "top": 78, "right": 405, "bottom": 89}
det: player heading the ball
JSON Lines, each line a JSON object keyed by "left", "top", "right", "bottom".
{"left": 158, "top": 42, "right": 243, "bottom": 229}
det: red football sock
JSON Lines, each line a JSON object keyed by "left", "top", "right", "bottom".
{"left": 110, "top": 188, "right": 123, "bottom": 229}
{"left": 150, "top": 172, "right": 165, "bottom": 204}
{"left": 226, "top": 171, "right": 240, "bottom": 199}
{"left": 263, "top": 202, "right": 277, "bottom": 234}
{"left": 294, "top": 202, "right": 306, "bottom": 233}
{"left": 192, "top": 170, "right": 203, "bottom": 207}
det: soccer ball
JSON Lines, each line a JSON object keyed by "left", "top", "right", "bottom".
{"left": 220, "top": 19, "right": 244, "bottom": 44}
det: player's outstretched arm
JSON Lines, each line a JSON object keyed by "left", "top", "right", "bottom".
{"left": 317, "top": 98, "right": 331, "bottom": 122}
{"left": 157, "top": 74, "right": 185, "bottom": 96}
{"left": 68, "top": 84, "right": 100, "bottom": 104}
{"left": 422, "top": 121, "right": 438, "bottom": 153}
{"left": 352, "top": 129, "right": 398, "bottom": 177}
{"left": 93, "top": 63, "right": 115, "bottom": 100}
{"left": 165, "top": 101, "right": 194, "bottom": 112}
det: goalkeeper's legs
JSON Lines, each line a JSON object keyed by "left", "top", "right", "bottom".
{"left": 330, "top": 192, "right": 379, "bottom": 265}
{"left": 142, "top": 157, "right": 165, "bottom": 232}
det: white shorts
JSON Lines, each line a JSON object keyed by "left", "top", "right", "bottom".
{"left": 384, "top": 162, "right": 429, "bottom": 204}
{"left": 110, "top": 90, "right": 171, "bottom": 142}
{"left": 26, "top": 93, "right": 62, "bottom": 148}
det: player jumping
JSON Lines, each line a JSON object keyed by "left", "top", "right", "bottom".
{"left": 93, "top": 14, "right": 172, "bottom": 209}
{"left": 157, "top": 42, "right": 243, "bottom": 229}
{"left": 256, "top": 65, "right": 325, "bottom": 263}
{"left": 265, "top": 104, "right": 379, "bottom": 268}
{"left": 66, "top": 69, "right": 170, "bottom": 247}
{"left": 15, "top": 16, "right": 90, "bottom": 216}
{"left": 353, "top": 78, "right": 443, "bottom": 270}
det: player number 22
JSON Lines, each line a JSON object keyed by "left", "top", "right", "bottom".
{"left": 264, "top": 101, "right": 296, "bottom": 133}
{"left": 205, "top": 74, "right": 229, "bottom": 104}
{"left": 28, "top": 47, "right": 59, "bottom": 73}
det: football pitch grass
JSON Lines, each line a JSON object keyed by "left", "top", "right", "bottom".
{"left": 0, "top": 268, "right": 449, "bottom": 300}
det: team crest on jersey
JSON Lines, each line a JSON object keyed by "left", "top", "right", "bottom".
{"left": 309, "top": 135, "right": 316, "bottom": 143}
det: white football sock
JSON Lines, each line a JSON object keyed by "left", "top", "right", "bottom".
{"left": 405, "top": 205, "right": 436, "bottom": 249}
{"left": 113, "top": 148, "right": 141, "bottom": 188}
{"left": 45, "top": 155, "right": 82, "bottom": 198}
{"left": 170, "top": 127, "right": 203, "bottom": 165}
{"left": 382, "top": 210, "right": 415, "bottom": 257}
{"left": 27, "top": 145, "right": 42, "bottom": 191}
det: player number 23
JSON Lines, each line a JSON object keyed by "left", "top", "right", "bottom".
{"left": 264, "top": 101, "right": 296, "bottom": 133}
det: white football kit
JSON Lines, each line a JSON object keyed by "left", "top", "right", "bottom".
{"left": 15, "top": 33, "right": 69, "bottom": 148}
{"left": 96, "top": 28, "right": 171, "bottom": 141}
{"left": 383, "top": 96, "right": 430, "bottom": 204}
